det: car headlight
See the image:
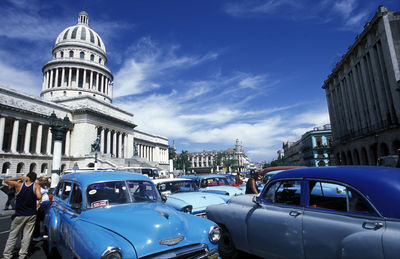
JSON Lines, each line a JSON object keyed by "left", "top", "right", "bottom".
{"left": 101, "top": 247, "right": 122, "bottom": 259}
{"left": 183, "top": 205, "right": 192, "bottom": 214}
{"left": 208, "top": 225, "right": 221, "bottom": 244}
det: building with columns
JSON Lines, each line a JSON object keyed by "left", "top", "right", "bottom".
{"left": 322, "top": 6, "right": 400, "bottom": 165}
{"left": 0, "top": 11, "right": 169, "bottom": 177}
{"left": 186, "top": 139, "right": 249, "bottom": 173}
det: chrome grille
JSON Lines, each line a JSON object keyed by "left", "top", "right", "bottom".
{"left": 141, "top": 244, "right": 209, "bottom": 259}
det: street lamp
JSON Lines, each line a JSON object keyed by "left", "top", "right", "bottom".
{"left": 49, "top": 112, "right": 73, "bottom": 188}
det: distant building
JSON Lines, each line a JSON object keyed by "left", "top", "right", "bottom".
{"left": 186, "top": 139, "right": 249, "bottom": 173}
{"left": 301, "top": 124, "right": 334, "bottom": 167}
{"left": 282, "top": 140, "right": 303, "bottom": 166}
{"left": 282, "top": 124, "right": 333, "bottom": 167}
{"left": 322, "top": 5, "right": 400, "bottom": 165}
{"left": 0, "top": 11, "right": 169, "bottom": 177}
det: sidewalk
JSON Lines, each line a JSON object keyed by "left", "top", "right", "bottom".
{"left": 0, "top": 191, "right": 15, "bottom": 217}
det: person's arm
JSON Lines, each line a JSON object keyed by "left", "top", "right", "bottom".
{"left": 250, "top": 178, "right": 259, "bottom": 194}
{"left": 34, "top": 182, "right": 42, "bottom": 201}
{"left": 4, "top": 176, "right": 25, "bottom": 190}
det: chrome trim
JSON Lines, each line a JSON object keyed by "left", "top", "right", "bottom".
{"left": 208, "top": 225, "right": 221, "bottom": 244}
{"left": 101, "top": 246, "right": 121, "bottom": 259}
{"left": 143, "top": 244, "right": 211, "bottom": 259}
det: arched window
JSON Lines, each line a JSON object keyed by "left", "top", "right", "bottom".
{"left": 29, "top": 163, "right": 37, "bottom": 173}
{"left": 63, "top": 29, "right": 70, "bottom": 40}
{"left": 60, "top": 51, "right": 64, "bottom": 58}
{"left": 89, "top": 30, "right": 95, "bottom": 43}
{"left": 2, "top": 162, "right": 10, "bottom": 174}
{"left": 69, "top": 50, "right": 74, "bottom": 58}
{"left": 99, "top": 58, "right": 102, "bottom": 64}
{"left": 80, "top": 27, "right": 86, "bottom": 40}
{"left": 17, "top": 163, "right": 24, "bottom": 174}
{"left": 80, "top": 52, "right": 85, "bottom": 59}
{"left": 41, "top": 163, "right": 48, "bottom": 175}
{"left": 90, "top": 54, "right": 94, "bottom": 61}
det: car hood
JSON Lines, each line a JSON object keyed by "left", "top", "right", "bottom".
{"left": 200, "top": 186, "right": 245, "bottom": 197}
{"left": 80, "top": 202, "right": 210, "bottom": 257}
{"left": 167, "top": 192, "right": 227, "bottom": 214}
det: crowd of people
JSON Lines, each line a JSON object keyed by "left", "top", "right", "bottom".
{"left": 1, "top": 172, "right": 50, "bottom": 259}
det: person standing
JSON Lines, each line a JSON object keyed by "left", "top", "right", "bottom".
{"left": 235, "top": 172, "right": 243, "bottom": 186}
{"left": 245, "top": 170, "right": 260, "bottom": 194}
{"left": 32, "top": 177, "right": 50, "bottom": 241}
{"left": 3, "top": 172, "right": 42, "bottom": 259}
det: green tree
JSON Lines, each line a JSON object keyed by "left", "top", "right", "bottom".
{"left": 174, "top": 150, "right": 191, "bottom": 172}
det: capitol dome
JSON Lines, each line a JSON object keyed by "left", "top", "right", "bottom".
{"left": 41, "top": 11, "right": 113, "bottom": 104}
{"left": 55, "top": 11, "right": 106, "bottom": 54}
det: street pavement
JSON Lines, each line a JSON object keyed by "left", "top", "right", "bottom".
{"left": 0, "top": 191, "right": 46, "bottom": 258}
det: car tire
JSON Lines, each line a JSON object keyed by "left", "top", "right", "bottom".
{"left": 218, "top": 228, "right": 239, "bottom": 259}
{"left": 43, "top": 226, "right": 59, "bottom": 259}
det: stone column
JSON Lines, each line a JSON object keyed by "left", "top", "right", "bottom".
{"left": 118, "top": 133, "right": 122, "bottom": 158}
{"left": 68, "top": 68, "right": 72, "bottom": 87}
{"left": 35, "top": 124, "right": 42, "bottom": 154}
{"left": 55, "top": 68, "right": 59, "bottom": 87}
{"left": 10, "top": 119, "right": 19, "bottom": 153}
{"left": 124, "top": 135, "right": 129, "bottom": 158}
{"left": 113, "top": 131, "right": 117, "bottom": 156}
{"left": 44, "top": 71, "right": 49, "bottom": 89}
{"left": 107, "top": 130, "right": 111, "bottom": 155}
{"left": 100, "top": 128, "right": 104, "bottom": 154}
{"left": 96, "top": 73, "right": 99, "bottom": 91}
{"left": 65, "top": 130, "right": 71, "bottom": 156}
{"left": 101, "top": 75, "right": 104, "bottom": 93}
{"left": 83, "top": 69, "right": 87, "bottom": 89}
{"left": 49, "top": 69, "right": 54, "bottom": 88}
{"left": 51, "top": 139, "right": 62, "bottom": 188}
{"left": 0, "top": 117, "right": 5, "bottom": 151}
{"left": 46, "top": 128, "right": 52, "bottom": 155}
{"left": 61, "top": 68, "right": 65, "bottom": 87}
{"left": 90, "top": 71, "right": 93, "bottom": 90}
{"left": 24, "top": 122, "right": 32, "bottom": 153}
{"left": 76, "top": 68, "right": 80, "bottom": 88}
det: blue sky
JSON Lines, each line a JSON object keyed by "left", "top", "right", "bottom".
{"left": 0, "top": 0, "right": 399, "bottom": 162}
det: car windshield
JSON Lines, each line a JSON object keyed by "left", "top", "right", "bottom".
{"left": 224, "top": 175, "right": 235, "bottom": 185}
{"left": 157, "top": 180, "right": 199, "bottom": 196}
{"left": 200, "top": 177, "right": 230, "bottom": 187}
{"left": 86, "top": 180, "right": 158, "bottom": 208}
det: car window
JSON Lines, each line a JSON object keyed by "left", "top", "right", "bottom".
{"left": 127, "top": 180, "right": 158, "bottom": 202}
{"left": 157, "top": 181, "right": 198, "bottom": 195}
{"left": 263, "top": 180, "right": 302, "bottom": 206}
{"left": 61, "top": 182, "right": 72, "bottom": 201}
{"left": 55, "top": 182, "right": 63, "bottom": 197}
{"left": 69, "top": 184, "right": 82, "bottom": 206}
{"left": 86, "top": 181, "right": 130, "bottom": 208}
{"left": 309, "top": 180, "right": 376, "bottom": 215}
{"left": 201, "top": 178, "right": 229, "bottom": 187}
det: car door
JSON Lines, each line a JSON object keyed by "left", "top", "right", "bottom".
{"left": 303, "top": 179, "right": 384, "bottom": 259}
{"left": 61, "top": 183, "right": 83, "bottom": 258}
{"left": 247, "top": 179, "right": 304, "bottom": 258}
{"left": 57, "top": 181, "right": 75, "bottom": 258}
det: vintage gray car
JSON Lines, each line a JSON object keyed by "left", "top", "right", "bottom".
{"left": 206, "top": 166, "right": 400, "bottom": 259}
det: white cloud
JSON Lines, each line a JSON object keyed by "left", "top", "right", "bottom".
{"left": 0, "top": 59, "right": 41, "bottom": 93}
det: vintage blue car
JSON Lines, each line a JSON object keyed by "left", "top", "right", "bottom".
{"left": 207, "top": 166, "right": 400, "bottom": 259}
{"left": 45, "top": 171, "right": 220, "bottom": 259}
{"left": 153, "top": 178, "right": 229, "bottom": 217}
{"left": 182, "top": 174, "right": 245, "bottom": 201}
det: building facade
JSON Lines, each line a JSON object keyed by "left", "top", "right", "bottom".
{"left": 0, "top": 11, "right": 169, "bottom": 177}
{"left": 300, "top": 124, "right": 334, "bottom": 167}
{"left": 322, "top": 6, "right": 400, "bottom": 165}
{"left": 282, "top": 140, "right": 304, "bottom": 166}
{"left": 187, "top": 139, "right": 249, "bottom": 173}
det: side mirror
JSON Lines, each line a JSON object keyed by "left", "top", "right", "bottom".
{"left": 161, "top": 195, "right": 167, "bottom": 202}
{"left": 252, "top": 195, "right": 261, "bottom": 205}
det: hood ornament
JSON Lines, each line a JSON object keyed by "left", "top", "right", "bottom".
{"left": 154, "top": 209, "right": 169, "bottom": 219}
{"left": 159, "top": 236, "right": 184, "bottom": 246}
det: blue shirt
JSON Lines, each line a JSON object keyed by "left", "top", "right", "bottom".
{"left": 15, "top": 182, "right": 37, "bottom": 216}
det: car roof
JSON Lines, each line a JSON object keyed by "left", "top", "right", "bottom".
{"left": 61, "top": 171, "right": 151, "bottom": 188}
{"left": 152, "top": 178, "right": 192, "bottom": 184}
{"left": 271, "top": 166, "right": 400, "bottom": 218}
{"left": 183, "top": 174, "right": 227, "bottom": 179}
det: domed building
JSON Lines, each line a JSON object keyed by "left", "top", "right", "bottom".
{"left": 0, "top": 12, "right": 170, "bottom": 177}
